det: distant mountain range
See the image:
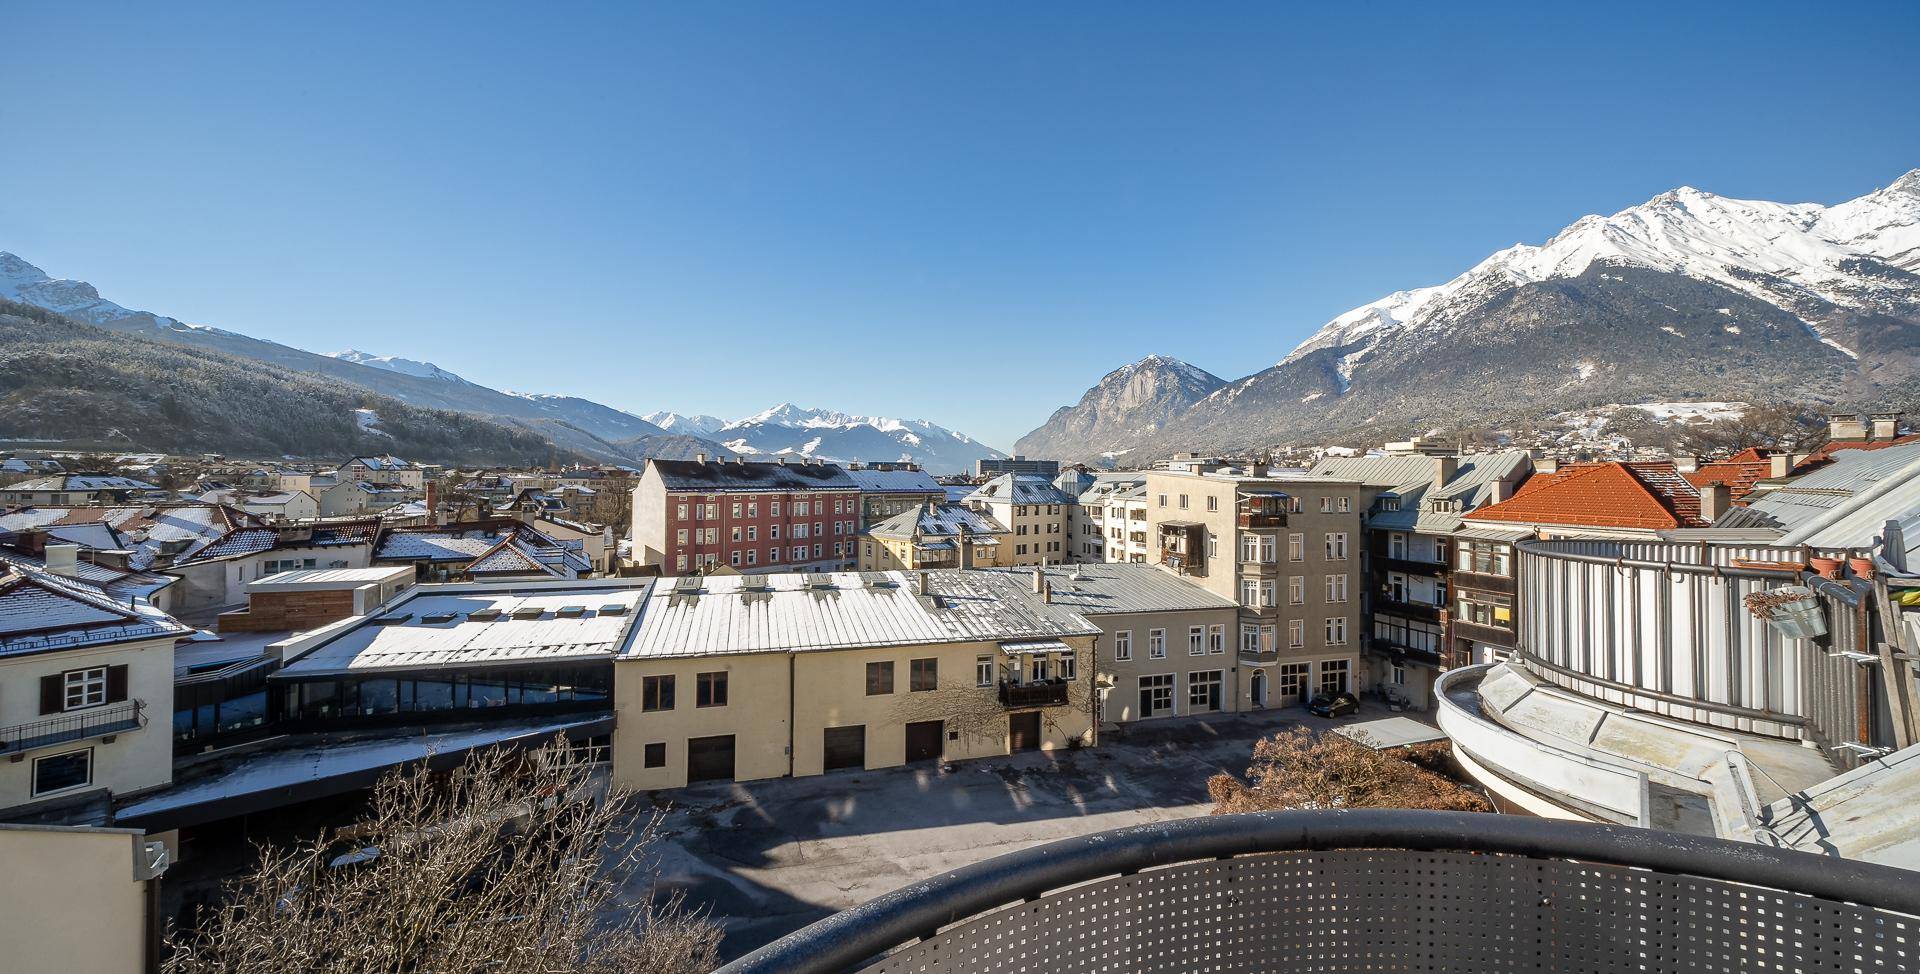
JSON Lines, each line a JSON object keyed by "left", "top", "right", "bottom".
{"left": 0, "top": 252, "right": 1001, "bottom": 472}
{"left": 1019, "top": 169, "right": 1920, "bottom": 461}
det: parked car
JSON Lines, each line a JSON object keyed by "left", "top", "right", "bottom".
{"left": 1306, "top": 691, "right": 1359, "bottom": 718}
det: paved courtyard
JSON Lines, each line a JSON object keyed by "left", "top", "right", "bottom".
{"left": 627, "top": 703, "right": 1415, "bottom": 960}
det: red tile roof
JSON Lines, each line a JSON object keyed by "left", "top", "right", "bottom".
{"left": 1683, "top": 459, "right": 1771, "bottom": 502}
{"left": 1468, "top": 460, "right": 1707, "bottom": 530}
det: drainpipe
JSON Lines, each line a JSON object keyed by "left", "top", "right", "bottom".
{"left": 787, "top": 653, "right": 796, "bottom": 778}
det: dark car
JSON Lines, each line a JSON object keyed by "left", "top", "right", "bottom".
{"left": 1306, "top": 691, "right": 1359, "bottom": 718}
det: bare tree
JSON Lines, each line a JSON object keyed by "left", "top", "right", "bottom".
{"left": 1209, "top": 726, "right": 1491, "bottom": 814}
{"left": 165, "top": 739, "right": 718, "bottom": 974}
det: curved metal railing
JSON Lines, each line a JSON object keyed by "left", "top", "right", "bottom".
{"left": 715, "top": 809, "right": 1920, "bottom": 974}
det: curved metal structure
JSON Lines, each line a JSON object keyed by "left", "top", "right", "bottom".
{"left": 716, "top": 809, "right": 1920, "bottom": 974}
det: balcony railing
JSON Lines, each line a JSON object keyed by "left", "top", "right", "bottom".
{"left": 1236, "top": 511, "right": 1286, "bottom": 529}
{"left": 1, "top": 701, "right": 144, "bottom": 756}
{"left": 997, "top": 679, "right": 1069, "bottom": 709}
{"left": 715, "top": 809, "right": 1920, "bottom": 974}
{"left": 1237, "top": 645, "right": 1278, "bottom": 666}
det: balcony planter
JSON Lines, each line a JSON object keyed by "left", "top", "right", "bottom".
{"left": 1744, "top": 586, "right": 1827, "bottom": 639}
{"left": 1809, "top": 556, "right": 1844, "bottom": 579}
{"left": 1848, "top": 556, "right": 1874, "bottom": 580}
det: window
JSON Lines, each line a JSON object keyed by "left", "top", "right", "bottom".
{"left": 1325, "top": 532, "right": 1348, "bottom": 560}
{"left": 63, "top": 667, "right": 108, "bottom": 710}
{"left": 1390, "top": 663, "right": 1407, "bottom": 686}
{"left": 977, "top": 655, "right": 995, "bottom": 687}
{"left": 643, "top": 742, "right": 667, "bottom": 768}
{"left": 796, "top": 501, "right": 811, "bottom": 516}
{"left": 1059, "top": 651, "right": 1076, "bottom": 681}
{"left": 746, "top": 549, "right": 757, "bottom": 565}
{"left": 770, "top": 501, "right": 781, "bottom": 516}
{"left": 747, "top": 525, "right": 757, "bottom": 541}
{"left": 731, "top": 502, "right": 743, "bottom": 518}
{"left": 1148, "top": 628, "right": 1166, "bottom": 659}
{"left": 1456, "top": 592, "right": 1515, "bottom": 628}
{"left": 1206, "top": 495, "right": 1219, "bottom": 512}
{"left": 675, "top": 554, "right": 687, "bottom": 571}
{"left": 1319, "top": 496, "right": 1331, "bottom": 513}
{"left": 1187, "top": 671, "right": 1223, "bottom": 712}
{"left": 793, "top": 545, "right": 807, "bottom": 561}
{"left": 1187, "top": 626, "right": 1205, "bottom": 656}
{"left": 1178, "top": 494, "right": 1189, "bottom": 509}
{"left": 1457, "top": 540, "right": 1512, "bottom": 576}
{"left": 767, "top": 547, "right": 781, "bottom": 563}
{"left": 1379, "top": 496, "right": 1401, "bottom": 512}
{"left": 1241, "top": 579, "right": 1258, "bottom": 606}
{"left": 1288, "top": 619, "right": 1305, "bottom": 648}
{"left": 1288, "top": 576, "right": 1305, "bottom": 605}
{"left": 1288, "top": 533, "right": 1305, "bottom": 561}
{"left": 813, "top": 543, "right": 823, "bottom": 558}
{"left": 1325, "top": 617, "right": 1348, "bottom": 646}
{"left": 1278, "top": 662, "right": 1309, "bottom": 700}
{"left": 1208, "top": 624, "right": 1225, "bottom": 654}
{"left": 910, "top": 658, "right": 938, "bottom": 691}
{"left": 1287, "top": 496, "right": 1303, "bottom": 513}
{"left": 676, "top": 528, "right": 688, "bottom": 545}
{"left": 1337, "top": 496, "right": 1351, "bottom": 513}
{"left": 641, "top": 675, "right": 675, "bottom": 712}
{"left": 1326, "top": 573, "right": 1348, "bottom": 603}
{"left": 1241, "top": 625, "right": 1260, "bottom": 653}
{"left": 1319, "top": 659, "right": 1351, "bottom": 695}
{"left": 676, "top": 503, "right": 689, "bottom": 520}
{"left": 1260, "top": 580, "right": 1276, "bottom": 607}
{"left": 31, "top": 749, "right": 91, "bottom": 797}
{"left": 747, "top": 502, "right": 758, "bottom": 517}
{"left": 1113, "top": 629, "right": 1132, "bottom": 661}
{"left": 795, "top": 523, "right": 809, "bottom": 539}
{"left": 1139, "top": 674, "right": 1175, "bottom": 718}
{"left": 1157, "top": 494, "right": 1167, "bottom": 507}
{"left": 696, "top": 672, "right": 728, "bottom": 708}
{"left": 1389, "top": 533, "right": 1407, "bottom": 559}
{"left": 1240, "top": 534, "right": 1260, "bottom": 562}
{"left": 729, "top": 550, "right": 741, "bottom": 567}
{"left": 866, "top": 661, "right": 895, "bottom": 695}
{"left": 770, "top": 524, "right": 781, "bottom": 539}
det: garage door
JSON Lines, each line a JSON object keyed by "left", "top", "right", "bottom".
{"left": 823, "top": 725, "right": 866, "bottom": 772}
{"left": 686, "top": 735, "right": 736, "bottom": 783}
{"left": 905, "top": 720, "right": 944, "bottom": 763}
{"left": 1008, "top": 711, "right": 1042, "bottom": 753}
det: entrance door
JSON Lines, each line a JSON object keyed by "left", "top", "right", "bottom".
{"left": 1251, "top": 671, "right": 1268, "bottom": 709}
{"left": 823, "top": 725, "right": 866, "bottom": 772}
{"left": 686, "top": 735, "right": 736, "bottom": 783}
{"left": 1008, "top": 711, "right": 1042, "bottom": 752}
{"left": 905, "top": 720, "right": 945, "bottom": 763}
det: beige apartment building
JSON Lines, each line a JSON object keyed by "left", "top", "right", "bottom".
{"left": 963, "top": 474, "right": 1073, "bottom": 566}
{"left": 1143, "top": 467, "right": 1373, "bottom": 707}
{"left": 858, "top": 502, "right": 1008, "bottom": 571}
{"left": 975, "top": 564, "right": 1241, "bottom": 725}
{"left": 612, "top": 569, "right": 1097, "bottom": 790}
{"left": 1070, "top": 475, "right": 1148, "bottom": 564}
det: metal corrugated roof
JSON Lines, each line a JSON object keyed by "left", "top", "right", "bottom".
{"left": 973, "top": 564, "right": 1239, "bottom": 616}
{"left": 845, "top": 469, "right": 944, "bottom": 493}
{"left": 278, "top": 587, "right": 650, "bottom": 677}
{"left": 621, "top": 569, "right": 1098, "bottom": 660}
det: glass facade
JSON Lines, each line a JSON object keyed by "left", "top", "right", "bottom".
{"left": 281, "top": 664, "right": 613, "bottom": 723}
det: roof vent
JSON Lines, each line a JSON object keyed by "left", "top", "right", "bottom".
{"left": 469, "top": 608, "right": 503, "bottom": 622}
{"left": 420, "top": 611, "right": 458, "bottom": 625}
{"left": 510, "top": 606, "right": 545, "bottom": 620}
{"left": 807, "top": 574, "right": 835, "bottom": 591}
{"left": 599, "top": 603, "right": 629, "bottom": 616}
{"left": 373, "top": 612, "right": 412, "bottom": 626}
{"left": 674, "top": 577, "right": 702, "bottom": 594}
{"left": 556, "top": 605, "right": 586, "bottom": 619}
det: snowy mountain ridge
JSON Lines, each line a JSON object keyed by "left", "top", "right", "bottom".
{"left": 330, "top": 349, "right": 472, "bottom": 384}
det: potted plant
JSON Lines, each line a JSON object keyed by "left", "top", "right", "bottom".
{"left": 1848, "top": 556, "right": 1875, "bottom": 580}
{"left": 1745, "top": 586, "right": 1828, "bottom": 639}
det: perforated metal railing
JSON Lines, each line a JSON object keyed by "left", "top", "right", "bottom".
{"left": 714, "top": 809, "right": 1920, "bottom": 974}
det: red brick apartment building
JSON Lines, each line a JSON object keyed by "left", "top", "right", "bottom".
{"left": 631, "top": 456, "right": 860, "bottom": 575}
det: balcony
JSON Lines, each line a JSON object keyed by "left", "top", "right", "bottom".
{"left": 997, "top": 679, "right": 1069, "bottom": 709}
{"left": 1237, "top": 645, "right": 1278, "bottom": 666}
{"left": 1375, "top": 594, "right": 1442, "bottom": 622}
{"left": 1378, "top": 554, "right": 1446, "bottom": 575}
{"left": 1, "top": 701, "right": 145, "bottom": 756}
{"left": 1236, "top": 511, "right": 1286, "bottom": 529}
{"left": 716, "top": 808, "right": 1920, "bottom": 974}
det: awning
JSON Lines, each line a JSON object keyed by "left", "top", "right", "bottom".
{"left": 1000, "top": 639, "right": 1071, "bottom": 655}
{"left": 1454, "top": 524, "right": 1534, "bottom": 542}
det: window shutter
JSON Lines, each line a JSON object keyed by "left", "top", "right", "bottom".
{"left": 41, "top": 674, "right": 64, "bottom": 714}
{"left": 107, "top": 665, "right": 130, "bottom": 704}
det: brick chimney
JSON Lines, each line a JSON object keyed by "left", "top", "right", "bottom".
{"left": 1698, "top": 482, "right": 1732, "bottom": 522}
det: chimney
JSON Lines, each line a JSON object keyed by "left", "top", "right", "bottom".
{"left": 424, "top": 481, "right": 438, "bottom": 520}
{"left": 917, "top": 570, "right": 929, "bottom": 596}
{"left": 695, "top": 453, "right": 708, "bottom": 464}
{"left": 1042, "top": 578, "right": 1053, "bottom": 604}
{"left": 1673, "top": 454, "right": 1698, "bottom": 473}
{"left": 1871, "top": 413, "right": 1901, "bottom": 441}
{"left": 1490, "top": 477, "right": 1514, "bottom": 504}
{"left": 1249, "top": 458, "right": 1269, "bottom": 478}
{"left": 1828, "top": 413, "right": 1868, "bottom": 442}
{"left": 1031, "top": 568, "right": 1044, "bottom": 593}
{"left": 1535, "top": 457, "right": 1559, "bottom": 475}
{"left": 1698, "top": 482, "right": 1732, "bottom": 522}
{"left": 956, "top": 521, "right": 973, "bottom": 569}
{"left": 1769, "top": 454, "right": 1794, "bottom": 479}
{"left": 1432, "top": 455, "right": 1458, "bottom": 489}
{"left": 45, "top": 543, "right": 79, "bottom": 578}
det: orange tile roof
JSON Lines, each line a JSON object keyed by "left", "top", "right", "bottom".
{"left": 1469, "top": 460, "right": 1707, "bottom": 530}
{"left": 1683, "top": 459, "right": 1772, "bottom": 502}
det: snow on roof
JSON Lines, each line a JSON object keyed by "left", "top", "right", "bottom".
{"left": 277, "top": 586, "right": 651, "bottom": 677}
{"left": 4, "top": 474, "right": 158, "bottom": 492}
{"left": 0, "top": 548, "right": 175, "bottom": 601}
{"left": 345, "top": 455, "right": 416, "bottom": 471}
{"left": 377, "top": 522, "right": 590, "bottom": 577}
{"left": 245, "top": 566, "right": 414, "bottom": 592}
{"left": 622, "top": 569, "right": 1099, "bottom": 660}
{"left": 867, "top": 502, "right": 1005, "bottom": 541}
{"left": 965, "top": 474, "right": 1075, "bottom": 506}
{"left": 648, "top": 457, "right": 857, "bottom": 492}
{"left": 845, "top": 468, "right": 944, "bottom": 494}
{"left": 0, "top": 562, "right": 190, "bottom": 658}
{"left": 974, "top": 563, "right": 1239, "bottom": 615}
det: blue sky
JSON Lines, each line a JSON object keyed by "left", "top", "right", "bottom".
{"left": 5, "top": 2, "right": 1918, "bottom": 451}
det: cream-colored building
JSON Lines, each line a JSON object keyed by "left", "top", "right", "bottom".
{"left": 1143, "top": 466, "right": 1374, "bottom": 706}
{"left": 613, "top": 570, "right": 1098, "bottom": 790}
{"left": 974, "top": 564, "right": 1242, "bottom": 725}
{"left": 1072, "top": 476, "right": 1148, "bottom": 564}
{"left": 0, "top": 563, "right": 187, "bottom": 816}
{"left": 0, "top": 824, "right": 170, "bottom": 974}
{"left": 963, "top": 474, "right": 1074, "bottom": 566}
{"left": 858, "top": 502, "right": 1007, "bottom": 571}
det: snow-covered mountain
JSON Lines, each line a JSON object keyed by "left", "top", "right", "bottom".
{"left": 329, "top": 349, "right": 472, "bottom": 384}
{"left": 1025, "top": 169, "right": 1920, "bottom": 459}
{"left": 641, "top": 411, "right": 728, "bottom": 437}
{"left": 702, "top": 403, "right": 1005, "bottom": 474}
